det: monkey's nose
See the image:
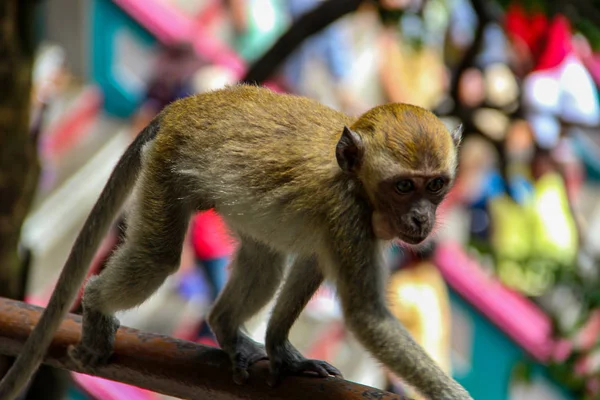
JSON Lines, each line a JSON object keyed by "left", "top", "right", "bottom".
{"left": 411, "top": 215, "right": 427, "bottom": 229}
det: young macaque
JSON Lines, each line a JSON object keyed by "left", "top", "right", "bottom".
{"left": 0, "top": 85, "right": 471, "bottom": 400}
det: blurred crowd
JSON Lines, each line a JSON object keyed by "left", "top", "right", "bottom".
{"left": 24, "top": 0, "right": 600, "bottom": 399}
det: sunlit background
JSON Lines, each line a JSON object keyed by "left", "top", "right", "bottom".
{"left": 5, "top": 0, "right": 600, "bottom": 399}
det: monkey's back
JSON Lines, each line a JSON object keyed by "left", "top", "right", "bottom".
{"left": 150, "top": 85, "right": 355, "bottom": 252}
{"left": 162, "top": 84, "right": 352, "bottom": 145}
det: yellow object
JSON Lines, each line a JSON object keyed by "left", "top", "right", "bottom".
{"left": 490, "top": 172, "right": 577, "bottom": 265}
{"left": 488, "top": 172, "right": 578, "bottom": 295}
{"left": 531, "top": 173, "right": 578, "bottom": 265}
{"left": 488, "top": 195, "right": 533, "bottom": 261}
{"left": 387, "top": 261, "right": 452, "bottom": 398}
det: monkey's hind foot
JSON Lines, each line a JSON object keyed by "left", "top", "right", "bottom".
{"left": 68, "top": 343, "right": 113, "bottom": 371}
{"left": 225, "top": 335, "right": 268, "bottom": 385}
{"left": 267, "top": 341, "right": 342, "bottom": 387}
{"left": 68, "top": 309, "right": 120, "bottom": 371}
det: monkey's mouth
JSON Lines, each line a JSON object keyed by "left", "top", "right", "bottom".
{"left": 398, "top": 231, "right": 428, "bottom": 245}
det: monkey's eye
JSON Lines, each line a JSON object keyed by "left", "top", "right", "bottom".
{"left": 395, "top": 179, "right": 414, "bottom": 194}
{"left": 427, "top": 178, "right": 445, "bottom": 193}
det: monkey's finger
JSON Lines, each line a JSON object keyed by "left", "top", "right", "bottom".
{"left": 321, "top": 362, "right": 343, "bottom": 379}
{"left": 232, "top": 367, "right": 250, "bottom": 385}
{"left": 296, "top": 360, "right": 329, "bottom": 377}
{"left": 267, "top": 368, "right": 284, "bottom": 387}
{"left": 297, "top": 359, "right": 343, "bottom": 378}
{"left": 231, "top": 345, "right": 268, "bottom": 385}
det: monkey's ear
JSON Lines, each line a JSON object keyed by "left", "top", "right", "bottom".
{"left": 336, "top": 126, "right": 364, "bottom": 173}
{"left": 450, "top": 124, "right": 463, "bottom": 147}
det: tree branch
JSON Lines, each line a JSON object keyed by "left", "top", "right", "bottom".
{"left": 0, "top": 297, "right": 408, "bottom": 400}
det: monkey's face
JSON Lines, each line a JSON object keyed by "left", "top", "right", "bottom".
{"left": 335, "top": 104, "right": 462, "bottom": 244}
{"left": 371, "top": 175, "right": 450, "bottom": 244}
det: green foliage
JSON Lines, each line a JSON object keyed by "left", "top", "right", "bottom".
{"left": 511, "top": 360, "right": 534, "bottom": 384}
{"left": 575, "top": 18, "right": 600, "bottom": 51}
{"left": 494, "top": 0, "right": 548, "bottom": 13}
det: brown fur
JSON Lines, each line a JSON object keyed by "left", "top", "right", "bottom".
{"left": 352, "top": 104, "right": 456, "bottom": 172}
{"left": 0, "top": 85, "right": 471, "bottom": 400}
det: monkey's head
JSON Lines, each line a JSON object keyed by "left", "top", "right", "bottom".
{"left": 336, "top": 104, "right": 462, "bottom": 244}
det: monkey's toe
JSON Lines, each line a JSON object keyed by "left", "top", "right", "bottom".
{"left": 267, "top": 358, "right": 343, "bottom": 387}
{"left": 232, "top": 351, "right": 269, "bottom": 385}
{"left": 68, "top": 344, "right": 112, "bottom": 371}
{"left": 227, "top": 338, "right": 268, "bottom": 385}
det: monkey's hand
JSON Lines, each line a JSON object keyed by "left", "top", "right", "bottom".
{"left": 267, "top": 340, "right": 342, "bottom": 387}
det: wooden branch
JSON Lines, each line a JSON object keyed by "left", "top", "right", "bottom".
{"left": 241, "top": 0, "right": 364, "bottom": 84}
{"left": 0, "top": 297, "right": 408, "bottom": 400}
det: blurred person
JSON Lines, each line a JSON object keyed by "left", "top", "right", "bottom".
{"left": 32, "top": 44, "right": 74, "bottom": 192}
{"left": 280, "top": 0, "right": 364, "bottom": 114}
{"left": 130, "top": 42, "right": 202, "bottom": 134}
{"left": 345, "top": 0, "right": 448, "bottom": 111}
{"left": 190, "top": 210, "right": 236, "bottom": 342}
{"left": 454, "top": 136, "right": 506, "bottom": 249}
{"left": 376, "top": 0, "right": 448, "bottom": 109}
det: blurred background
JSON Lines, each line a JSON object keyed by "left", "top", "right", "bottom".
{"left": 3, "top": 0, "right": 600, "bottom": 399}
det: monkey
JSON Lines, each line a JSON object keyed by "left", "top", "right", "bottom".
{"left": 0, "top": 84, "right": 472, "bottom": 400}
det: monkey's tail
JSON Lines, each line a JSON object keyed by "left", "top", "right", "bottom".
{"left": 0, "top": 118, "right": 161, "bottom": 400}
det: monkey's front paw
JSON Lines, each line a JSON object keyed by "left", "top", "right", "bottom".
{"left": 225, "top": 336, "right": 268, "bottom": 385}
{"left": 433, "top": 384, "right": 473, "bottom": 400}
{"left": 267, "top": 342, "right": 342, "bottom": 387}
{"left": 67, "top": 344, "right": 112, "bottom": 371}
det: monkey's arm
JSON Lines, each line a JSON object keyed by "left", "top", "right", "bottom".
{"left": 330, "top": 238, "right": 472, "bottom": 400}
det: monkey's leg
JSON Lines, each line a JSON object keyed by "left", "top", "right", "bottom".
{"left": 69, "top": 176, "right": 190, "bottom": 370}
{"left": 207, "top": 237, "right": 286, "bottom": 384}
{"left": 265, "top": 256, "right": 342, "bottom": 386}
